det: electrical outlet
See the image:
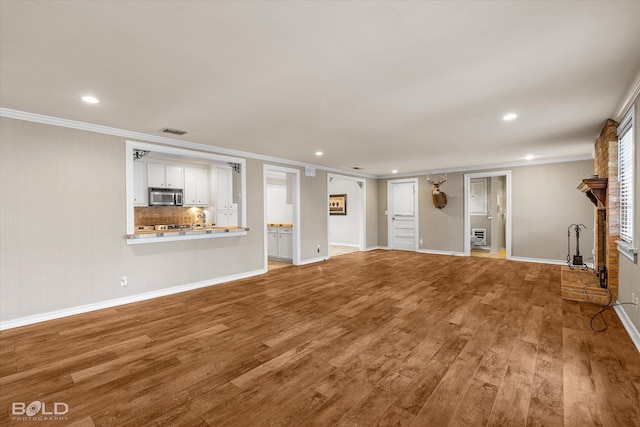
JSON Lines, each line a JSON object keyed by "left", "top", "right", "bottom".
{"left": 419, "top": 239, "right": 423, "bottom": 245}
{"left": 120, "top": 276, "right": 128, "bottom": 287}
{"left": 317, "top": 245, "right": 321, "bottom": 254}
{"left": 636, "top": 296, "right": 640, "bottom": 313}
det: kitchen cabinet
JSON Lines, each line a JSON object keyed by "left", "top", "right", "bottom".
{"left": 267, "top": 226, "right": 279, "bottom": 257}
{"left": 267, "top": 225, "right": 293, "bottom": 260}
{"left": 214, "top": 167, "right": 232, "bottom": 210}
{"left": 184, "top": 166, "right": 209, "bottom": 206}
{"left": 213, "top": 167, "right": 237, "bottom": 226}
{"left": 278, "top": 226, "right": 293, "bottom": 259}
{"left": 216, "top": 208, "right": 237, "bottom": 227}
{"left": 133, "top": 161, "right": 148, "bottom": 206}
{"left": 147, "top": 162, "right": 183, "bottom": 188}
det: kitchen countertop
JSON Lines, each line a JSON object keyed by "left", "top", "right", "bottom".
{"left": 267, "top": 223, "right": 293, "bottom": 227}
{"left": 126, "top": 226, "right": 249, "bottom": 244}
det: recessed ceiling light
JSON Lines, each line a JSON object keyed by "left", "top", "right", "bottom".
{"left": 315, "top": 151, "right": 323, "bottom": 156}
{"left": 525, "top": 154, "right": 535, "bottom": 160}
{"left": 503, "top": 113, "right": 518, "bottom": 121}
{"left": 392, "top": 169, "right": 398, "bottom": 174}
{"left": 81, "top": 95, "right": 100, "bottom": 104}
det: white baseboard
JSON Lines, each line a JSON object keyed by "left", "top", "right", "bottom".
{"left": 297, "top": 256, "right": 329, "bottom": 266}
{"left": 614, "top": 304, "right": 640, "bottom": 353}
{"left": 509, "top": 256, "right": 567, "bottom": 265}
{"left": 365, "top": 246, "right": 385, "bottom": 251}
{"left": 329, "top": 242, "right": 360, "bottom": 248}
{"left": 418, "top": 249, "right": 466, "bottom": 257}
{"left": 0, "top": 268, "right": 267, "bottom": 331}
{"left": 509, "top": 256, "right": 594, "bottom": 268}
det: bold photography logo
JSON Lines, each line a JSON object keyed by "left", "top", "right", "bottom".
{"left": 12, "top": 401, "right": 69, "bottom": 421}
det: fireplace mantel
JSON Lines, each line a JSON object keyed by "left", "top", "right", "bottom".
{"left": 578, "top": 178, "right": 608, "bottom": 206}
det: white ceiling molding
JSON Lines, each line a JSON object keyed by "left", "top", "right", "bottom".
{"left": 1, "top": 107, "right": 594, "bottom": 179}
{"left": 0, "top": 108, "right": 377, "bottom": 179}
{"left": 379, "top": 154, "right": 594, "bottom": 179}
{"left": 616, "top": 68, "right": 640, "bottom": 120}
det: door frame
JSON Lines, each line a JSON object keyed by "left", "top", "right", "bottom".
{"left": 387, "top": 177, "right": 419, "bottom": 251}
{"left": 327, "top": 174, "right": 366, "bottom": 257}
{"left": 464, "top": 170, "right": 512, "bottom": 258}
{"left": 263, "top": 164, "right": 301, "bottom": 267}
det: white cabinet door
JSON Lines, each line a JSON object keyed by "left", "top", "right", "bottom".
{"left": 267, "top": 231, "right": 278, "bottom": 257}
{"left": 213, "top": 167, "right": 236, "bottom": 225}
{"left": 147, "top": 163, "right": 166, "bottom": 187}
{"left": 216, "top": 211, "right": 236, "bottom": 226}
{"left": 216, "top": 211, "right": 228, "bottom": 226}
{"left": 195, "top": 167, "right": 209, "bottom": 205}
{"left": 215, "top": 168, "right": 231, "bottom": 210}
{"left": 227, "top": 209, "right": 238, "bottom": 226}
{"left": 183, "top": 167, "right": 198, "bottom": 205}
{"left": 165, "top": 164, "right": 183, "bottom": 188}
{"left": 184, "top": 167, "right": 209, "bottom": 206}
{"left": 147, "top": 163, "right": 184, "bottom": 189}
{"left": 278, "top": 228, "right": 293, "bottom": 259}
{"left": 133, "top": 161, "right": 148, "bottom": 206}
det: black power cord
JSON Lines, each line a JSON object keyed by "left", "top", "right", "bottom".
{"left": 590, "top": 286, "right": 638, "bottom": 332}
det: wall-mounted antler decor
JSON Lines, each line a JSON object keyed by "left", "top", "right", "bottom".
{"left": 426, "top": 172, "right": 447, "bottom": 209}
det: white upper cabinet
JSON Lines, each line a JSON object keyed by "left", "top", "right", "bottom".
{"left": 214, "top": 167, "right": 232, "bottom": 210}
{"left": 184, "top": 166, "right": 209, "bottom": 206}
{"left": 133, "top": 161, "right": 148, "bottom": 206}
{"left": 147, "top": 162, "right": 183, "bottom": 188}
{"left": 213, "top": 167, "right": 237, "bottom": 226}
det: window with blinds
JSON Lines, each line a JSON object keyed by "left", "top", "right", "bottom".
{"left": 617, "top": 108, "right": 635, "bottom": 245}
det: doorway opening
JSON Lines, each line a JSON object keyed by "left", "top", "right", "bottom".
{"left": 464, "top": 171, "right": 511, "bottom": 259}
{"left": 387, "top": 178, "right": 419, "bottom": 251}
{"left": 264, "top": 165, "right": 300, "bottom": 270}
{"left": 327, "top": 174, "right": 365, "bottom": 258}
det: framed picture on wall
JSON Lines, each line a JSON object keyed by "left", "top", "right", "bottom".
{"left": 329, "top": 194, "right": 347, "bottom": 215}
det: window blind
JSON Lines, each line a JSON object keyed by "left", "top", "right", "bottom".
{"left": 618, "top": 108, "right": 635, "bottom": 244}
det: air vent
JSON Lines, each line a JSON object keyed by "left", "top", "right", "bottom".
{"left": 160, "top": 127, "right": 188, "bottom": 136}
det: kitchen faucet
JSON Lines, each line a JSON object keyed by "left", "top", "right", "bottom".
{"left": 192, "top": 211, "right": 206, "bottom": 228}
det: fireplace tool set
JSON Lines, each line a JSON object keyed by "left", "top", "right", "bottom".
{"left": 567, "top": 224, "right": 588, "bottom": 271}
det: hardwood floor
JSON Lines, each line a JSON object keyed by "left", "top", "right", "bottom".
{"left": 268, "top": 259, "right": 293, "bottom": 270}
{"left": 1, "top": 250, "right": 639, "bottom": 426}
{"left": 330, "top": 245, "right": 360, "bottom": 257}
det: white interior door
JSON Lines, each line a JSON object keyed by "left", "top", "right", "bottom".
{"left": 388, "top": 180, "right": 418, "bottom": 251}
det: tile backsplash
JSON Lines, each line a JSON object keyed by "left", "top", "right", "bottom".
{"left": 135, "top": 206, "right": 207, "bottom": 227}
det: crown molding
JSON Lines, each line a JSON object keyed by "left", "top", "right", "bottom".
{"left": 0, "top": 108, "right": 377, "bottom": 179}
{"left": 0, "top": 108, "right": 595, "bottom": 180}
{"left": 616, "top": 68, "right": 640, "bottom": 120}
{"left": 377, "top": 154, "right": 594, "bottom": 179}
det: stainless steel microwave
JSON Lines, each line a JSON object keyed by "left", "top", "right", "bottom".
{"left": 148, "top": 188, "right": 183, "bottom": 206}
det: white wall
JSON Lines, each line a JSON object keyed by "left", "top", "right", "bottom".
{"left": 328, "top": 177, "right": 362, "bottom": 247}
{"left": 266, "top": 183, "right": 293, "bottom": 224}
{"left": 0, "top": 117, "right": 332, "bottom": 325}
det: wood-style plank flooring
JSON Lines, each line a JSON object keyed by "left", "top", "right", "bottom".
{"left": 1, "top": 250, "right": 639, "bottom": 426}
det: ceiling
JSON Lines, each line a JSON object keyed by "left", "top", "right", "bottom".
{"left": 2, "top": 1, "right": 640, "bottom": 177}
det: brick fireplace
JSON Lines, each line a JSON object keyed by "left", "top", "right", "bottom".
{"left": 562, "top": 119, "right": 619, "bottom": 305}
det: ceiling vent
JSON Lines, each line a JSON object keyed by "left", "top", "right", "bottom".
{"left": 160, "top": 127, "right": 188, "bottom": 136}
